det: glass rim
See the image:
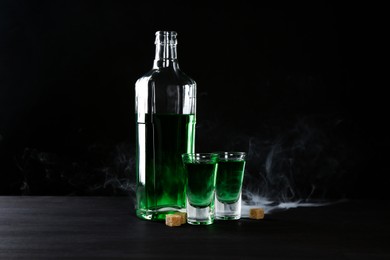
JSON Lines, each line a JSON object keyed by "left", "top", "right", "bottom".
{"left": 213, "top": 151, "right": 247, "bottom": 160}
{"left": 182, "top": 152, "right": 218, "bottom": 156}
{"left": 182, "top": 153, "right": 219, "bottom": 162}
{"left": 213, "top": 151, "right": 246, "bottom": 155}
{"left": 214, "top": 152, "right": 246, "bottom": 157}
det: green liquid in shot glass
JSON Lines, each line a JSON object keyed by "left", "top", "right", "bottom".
{"left": 184, "top": 162, "right": 217, "bottom": 208}
{"left": 216, "top": 160, "right": 245, "bottom": 204}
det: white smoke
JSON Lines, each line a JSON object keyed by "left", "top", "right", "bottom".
{"left": 240, "top": 190, "right": 342, "bottom": 217}
{"left": 235, "top": 117, "right": 348, "bottom": 215}
{"left": 14, "top": 143, "right": 137, "bottom": 197}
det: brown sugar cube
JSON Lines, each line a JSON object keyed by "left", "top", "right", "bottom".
{"left": 174, "top": 212, "right": 187, "bottom": 224}
{"left": 249, "top": 208, "right": 265, "bottom": 220}
{"left": 165, "top": 214, "right": 182, "bottom": 227}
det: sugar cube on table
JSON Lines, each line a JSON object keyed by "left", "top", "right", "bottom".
{"left": 174, "top": 212, "right": 187, "bottom": 224}
{"left": 165, "top": 214, "right": 182, "bottom": 227}
{"left": 249, "top": 208, "right": 265, "bottom": 220}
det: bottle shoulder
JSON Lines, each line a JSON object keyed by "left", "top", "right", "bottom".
{"left": 136, "top": 67, "right": 196, "bottom": 87}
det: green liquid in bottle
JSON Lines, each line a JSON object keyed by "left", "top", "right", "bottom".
{"left": 184, "top": 162, "right": 217, "bottom": 208}
{"left": 216, "top": 160, "right": 245, "bottom": 204}
{"left": 136, "top": 114, "right": 195, "bottom": 221}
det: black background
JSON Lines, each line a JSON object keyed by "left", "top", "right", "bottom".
{"left": 0, "top": 1, "right": 388, "bottom": 199}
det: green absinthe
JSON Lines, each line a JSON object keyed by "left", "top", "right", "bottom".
{"left": 136, "top": 114, "right": 195, "bottom": 220}
{"left": 184, "top": 162, "right": 217, "bottom": 208}
{"left": 216, "top": 160, "right": 246, "bottom": 204}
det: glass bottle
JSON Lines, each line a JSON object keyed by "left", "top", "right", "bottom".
{"left": 135, "top": 31, "right": 196, "bottom": 221}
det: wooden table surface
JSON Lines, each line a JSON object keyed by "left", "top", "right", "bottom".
{"left": 0, "top": 196, "right": 389, "bottom": 259}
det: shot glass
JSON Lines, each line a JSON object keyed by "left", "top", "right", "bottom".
{"left": 182, "top": 153, "right": 218, "bottom": 225}
{"left": 215, "top": 152, "right": 246, "bottom": 220}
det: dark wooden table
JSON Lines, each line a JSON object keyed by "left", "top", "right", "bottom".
{"left": 1, "top": 196, "right": 389, "bottom": 259}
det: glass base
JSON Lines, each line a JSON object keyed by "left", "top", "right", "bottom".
{"left": 187, "top": 202, "right": 214, "bottom": 225}
{"left": 136, "top": 207, "right": 185, "bottom": 221}
{"left": 215, "top": 197, "right": 241, "bottom": 220}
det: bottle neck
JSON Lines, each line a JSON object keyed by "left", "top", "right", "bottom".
{"left": 153, "top": 31, "right": 179, "bottom": 69}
